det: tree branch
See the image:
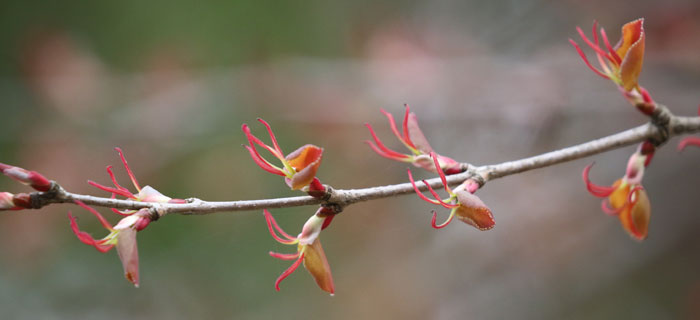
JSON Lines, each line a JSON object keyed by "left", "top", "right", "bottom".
{"left": 22, "top": 109, "right": 700, "bottom": 217}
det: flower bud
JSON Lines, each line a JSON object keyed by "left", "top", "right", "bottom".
{"left": 11, "top": 193, "right": 32, "bottom": 209}
{"left": 0, "top": 192, "right": 17, "bottom": 210}
{"left": 0, "top": 163, "right": 51, "bottom": 191}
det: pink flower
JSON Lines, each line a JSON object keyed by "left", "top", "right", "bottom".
{"left": 242, "top": 119, "right": 324, "bottom": 190}
{"left": 583, "top": 142, "right": 654, "bottom": 240}
{"left": 264, "top": 208, "right": 335, "bottom": 295}
{"left": 365, "top": 105, "right": 461, "bottom": 174}
{"left": 88, "top": 147, "right": 185, "bottom": 217}
{"left": 408, "top": 152, "right": 494, "bottom": 230}
{"left": 68, "top": 200, "right": 151, "bottom": 286}
{"left": 68, "top": 147, "right": 184, "bottom": 286}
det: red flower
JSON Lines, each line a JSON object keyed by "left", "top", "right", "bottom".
{"left": 88, "top": 147, "right": 185, "bottom": 217}
{"left": 68, "top": 200, "right": 151, "bottom": 287}
{"left": 68, "top": 147, "right": 185, "bottom": 286}
{"left": 570, "top": 19, "right": 646, "bottom": 91}
{"left": 365, "top": 105, "right": 461, "bottom": 174}
{"left": 570, "top": 19, "right": 651, "bottom": 107}
{"left": 408, "top": 152, "right": 494, "bottom": 230}
{"left": 264, "top": 208, "right": 335, "bottom": 295}
{"left": 583, "top": 142, "right": 654, "bottom": 240}
{"left": 242, "top": 119, "right": 324, "bottom": 190}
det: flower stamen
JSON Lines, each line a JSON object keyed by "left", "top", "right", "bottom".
{"left": 115, "top": 147, "right": 141, "bottom": 192}
{"left": 582, "top": 163, "right": 616, "bottom": 197}
{"left": 274, "top": 253, "right": 305, "bottom": 291}
{"left": 431, "top": 209, "right": 456, "bottom": 229}
{"left": 257, "top": 118, "right": 284, "bottom": 157}
{"left": 264, "top": 209, "right": 299, "bottom": 244}
{"left": 364, "top": 124, "right": 412, "bottom": 161}
{"left": 269, "top": 251, "right": 300, "bottom": 260}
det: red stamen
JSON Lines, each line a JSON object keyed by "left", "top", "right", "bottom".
{"left": 569, "top": 39, "right": 611, "bottom": 79}
{"left": 431, "top": 210, "right": 454, "bottom": 229}
{"left": 582, "top": 163, "right": 616, "bottom": 197}
{"left": 244, "top": 146, "right": 285, "bottom": 176}
{"left": 269, "top": 251, "right": 300, "bottom": 260}
{"left": 407, "top": 169, "right": 441, "bottom": 206}
{"left": 591, "top": 21, "right": 600, "bottom": 46}
{"left": 88, "top": 180, "right": 136, "bottom": 199}
{"left": 114, "top": 148, "right": 141, "bottom": 192}
{"left": 430, "top": 152, "right": 452, "bottom": 194}
{"left": 592, "top": 28, "right": 611, "bottom": 77}
{"left": 576, "top": 27, "right": 612, "bottom": 61}
{"left": 401, "top": 105, "right": 417, "bottom": 150}
{"left": 678, "top": 137, "right": 700, "bottom": 151}
{"left": 364, "top": 123, "right": 412, "bottom": 159}
{"left": 380, "top": 108, "right": 409, "bottom": 146}
{"left": 67, "top": 212, "right": 115, "bottom": 253}
{"left": 364, "top": 141, "right": 410, "bottom": 161}
{"left": 74, "top": 200, "right": 114, "bottom": 230}
{"left": 274, "top": 253, "right": 305, "bottom": 291}
{"left": 422, "top": 180, "right": 459, "bottom": 209}
{"left": 257, "top": 118, "right": 284, "bottom": 156}
{"left": 68, "top": 212, "right": 98, "bottom": 244}
{"left": 242, "top": 124, "right": 283, "bottom": 159}
{"left": 105, "top": 166, "right": 131, "bottom": 194}
{"left": 263, "top": 209, "right": 297, "bottom": 243}
{"left": 599, "top": 28, "right": 622, "bottom": 65}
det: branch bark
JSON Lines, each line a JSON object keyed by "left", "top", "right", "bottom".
{"left": 24, "top": 110, "right": 700, "bottom": 217}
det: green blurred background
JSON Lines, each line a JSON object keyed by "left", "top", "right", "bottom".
{"left": 2, "top": 0, "right": 700, "bottom": 319}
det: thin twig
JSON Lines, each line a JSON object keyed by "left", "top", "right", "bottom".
{"left": 24, "top": 111, "right": 700, "bottom": 217}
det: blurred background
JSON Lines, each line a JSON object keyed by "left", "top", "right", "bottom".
{"left": 1, "top": 0, "right": 700, "bottom": 319}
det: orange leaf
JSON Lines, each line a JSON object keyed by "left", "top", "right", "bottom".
{"left": 615, "top": 19, "right": 645, "bottom": 90}
{"left": 302, "top": 239, "right": 335, "bottom": 294}
{"left": 455, "top": 191, "right": 495, "bottom": 230}
{"left": 285, "top": 145, "right": 323, "bottom": 190}
{"left": 618, "top": 188, "right": 650, "bottom": 241}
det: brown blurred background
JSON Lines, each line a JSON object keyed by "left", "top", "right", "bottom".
{"left": 1, "top": 0, "right": 700, "bottom": 319}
